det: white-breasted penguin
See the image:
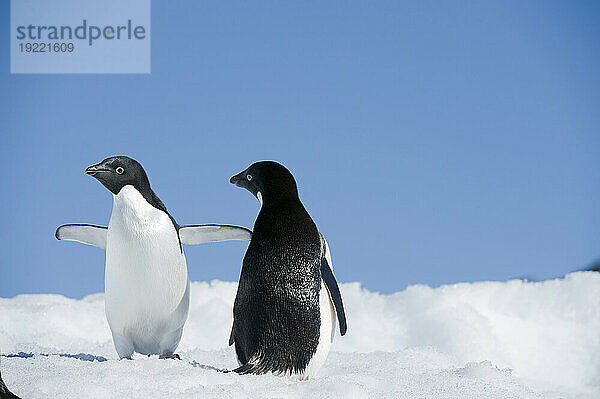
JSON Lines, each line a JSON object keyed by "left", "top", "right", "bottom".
{"left": 56, "top": 156, "right": 252, "bottom": 359}
{"left": 229, "top": 161, "right": 347, "bottom": 380}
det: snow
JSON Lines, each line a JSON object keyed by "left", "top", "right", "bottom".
{"left": 1, "top": 272, "right": 599, "bottom": 398}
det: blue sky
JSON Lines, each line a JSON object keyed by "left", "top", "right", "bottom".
{"left": 1, "top": 1, "right": 599, "bottom": 298}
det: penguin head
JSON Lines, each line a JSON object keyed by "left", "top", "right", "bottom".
{"left": 85, "top": 156, "right": 150, "bottom": 195}
{"left": 230, "top": 161, "right": 299, "bottom": 206}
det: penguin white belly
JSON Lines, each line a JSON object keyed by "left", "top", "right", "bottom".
{"left": 105, "top": 185, "right": 189, "bottom": 358}
{"left": 300, "top": 279, "right": 336, "bottom": 380}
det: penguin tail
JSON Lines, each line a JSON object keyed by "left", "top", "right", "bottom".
{"left": 233, "top": 362, "right": 270, "bottom": 375}
{"left": 233, "top": 363, "right": 254, "bottom": 374}
{"left": 0, "top": 370, "right": 21, "bottom": 399}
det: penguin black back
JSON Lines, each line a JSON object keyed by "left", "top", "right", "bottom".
{"left": 230, "top": 162, "right": 326, "bottom": 375}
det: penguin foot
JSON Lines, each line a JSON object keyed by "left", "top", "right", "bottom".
{"left": 159, "top": 352, "right": 181, "bottom": 360}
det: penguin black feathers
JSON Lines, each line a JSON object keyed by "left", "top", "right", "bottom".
{"left": 229, "top": 161, "right": 346, "bottom": 379}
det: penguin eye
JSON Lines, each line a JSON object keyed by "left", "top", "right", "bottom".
{"left": 246, "top": 174, "right": 252, "bottom": 181}
{"left": 116, "top": 167, "right": 124, "bottom": 175}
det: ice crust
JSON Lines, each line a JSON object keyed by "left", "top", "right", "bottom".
{"left": 1, "top": 272, "right": 599, "bottom": 398}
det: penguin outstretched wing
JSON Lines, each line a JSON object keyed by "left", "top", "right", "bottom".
{"left": 55, "top": 224, "right": 107, "bottom": 249}
{"left": 56, "top": 224, "right": 251, "bottom": 248}
{"left": 320, "top": 235, "right": 347, "bottom": 336}
{"left": 179, "top": 225, "right": 252, "bottom": 245}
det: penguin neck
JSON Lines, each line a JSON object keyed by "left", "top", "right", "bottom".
{"left": 260, "top": 180, "right": 299, "bottom": 205}
{"left": 113, "top": 185, "right": 153, "bottom": 216}
{"left": 256, "top": 196, "right": 315, "bottom": 236}
{"left": 259, "top": 196, "right": 302, "bottom": 213}
{"left": 259, "top": 188, "right": 301, "bottom": 209}
{"left": 112, "top": 185, "right": 177, "bottom": 228}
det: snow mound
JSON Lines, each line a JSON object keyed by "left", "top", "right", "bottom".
{"left": 1, "top": 272, "right": 599, "bottom": 398}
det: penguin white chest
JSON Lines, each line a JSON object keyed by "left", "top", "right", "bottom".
{"left": 105, "top": 185, "right": 189, "bottom": 355}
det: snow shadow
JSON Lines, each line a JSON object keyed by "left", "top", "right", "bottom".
{"left": 4, "top": 353, "right": 231, "bottom": 372}
{"left": 1, "top": 352, "right": 108, "bottom": 362}
{"left": 188, "top": 360, "right": 230, "bottom": 373}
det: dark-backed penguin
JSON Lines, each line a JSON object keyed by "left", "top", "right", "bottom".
{"left": 56, "top": 156, "right": 251, "bottom": 359}
{"left": 228, "top": 161, "right": 347, "bottom": 379}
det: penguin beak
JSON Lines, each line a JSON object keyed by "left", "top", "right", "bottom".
{"left": 85, "top": 164, "right": 110, "bottom": 176}
{"left": 229, "top": 171, "right": 246, "bottom": 188}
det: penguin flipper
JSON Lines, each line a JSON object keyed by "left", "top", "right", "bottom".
{"left": 178, "top": 225, "right": 252, "bottom": 245}
{"left": 228, "top": 325, "right": 235, "bottom": 346}
{"left": 55, "top": 224, "right": 107, "bottom": 249}
{"left": 320, "top": 236, "right": 348, "bottom": 336}
{"left": 321, "top": 262, "right": 348, "bottom": 336}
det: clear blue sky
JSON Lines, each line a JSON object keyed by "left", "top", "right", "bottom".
{"left": 1, "top": 1, "right": 599, "bottom": 298}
